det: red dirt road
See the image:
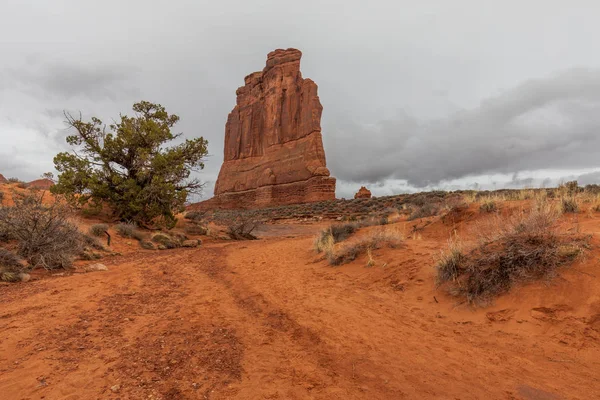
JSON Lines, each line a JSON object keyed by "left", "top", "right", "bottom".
{"left": 1, "top": 217, "right": 600, "bottom": 399}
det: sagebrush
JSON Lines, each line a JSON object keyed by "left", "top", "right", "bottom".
{"left": 436, "top": 204, "right": 588, "bottom": 303}
{"left": 0, "top": 194, "right": 85, "bottom": 269}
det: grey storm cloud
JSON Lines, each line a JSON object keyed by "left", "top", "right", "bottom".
{"left": 325, "top": 68, "right": 600, "bottom": 187}
{"left": 1, "top": 0, "right": 600, "bottom": 193}
{"left": 5, "top": 63, "right": 138, "bottom": 100}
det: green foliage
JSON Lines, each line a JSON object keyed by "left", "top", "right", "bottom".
{"left": 51, "top": 101, "right": 208, "bottom": 227}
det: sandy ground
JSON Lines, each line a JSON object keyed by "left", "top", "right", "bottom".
{"left": 1, "top": 205, "right": 600, "bottom": 399}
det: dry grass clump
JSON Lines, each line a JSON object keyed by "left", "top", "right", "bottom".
{"left": 115, "top": 222, "right": 147, "bottom": 241}
{"left": 479, "top": 198, "right": 497, "bottom": 213}
{"left": 560, "top": 196, "right": 579, "bottom": 213}
{"left": 436, "top": 203, "right": 588, "bottom": 303}
{"left": 408, "top": 203, "right": 439, "bottom": 221}
{"left": 314, "top": 222, "right": 357, "bottom": 253}
{"left": 89, "top": 223, "right": 109, "bottom": 237}
{"left": 326, "top": 229, "right": 403, "bottom": 266}
{"left": 0, "top": 194, "right": 85, "bottom": 270}
{"left": 0, "top": 248, "right": 26, "bottom": 282}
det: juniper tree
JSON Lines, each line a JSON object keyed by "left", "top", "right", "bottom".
{"left": 52, "top": 101, "right": 208, "bottom": 228}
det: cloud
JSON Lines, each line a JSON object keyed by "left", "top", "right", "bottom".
{"left": 3, "top": 62, "right": 139, "bottom": 100}
{"left": 324, "top": 68, "right": 600, "bottom": 187}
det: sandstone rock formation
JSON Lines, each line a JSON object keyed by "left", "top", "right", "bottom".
{"left": 26, "top": 179, "right": 54, "bottom": 190}
{"left": 354, "top": 186, "right": 372, "bottom": 199}
{"left": 207, "top": 48, "right": 336, "bottom": 209}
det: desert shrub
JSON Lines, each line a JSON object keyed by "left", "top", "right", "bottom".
{"left": 89, "top": 223, "right": 109, "bottom": 237}
{"left": 7, "top": 178, "right": 20, "bottom": 183}
{"left": 225, "top": 214, "right": 261, "bottom": 240}
{"left": 0, "top": 248, "right": 26, "bottom": 282}
{"left": 564, "top": 180, "right": 580, "bottom": 195}
{"left": 327, "top": 229, "right": 403, "bottom": 266}
{"left": 436, "top": 240, "right": 465, "bottom": 283}
{"left": 584, "top": 184, "right": 600, "bottom": 195}
{"left": 115, "top": 223, "right": 146, "bottom": 241}
{"left": 479, "top": 199, "right": 497, "bottom": 213}
{"left": 184, "top": 224, "right": 208, "bottom": 235}
{"left": 561, "top": 196, "right": 579, "bottom": 213}
{"left": 436, "top": 204, "right": 588, "bottom": 303}
{"left": 408, "top": 203, "right": 438, "bottom": 221}
{"left": 314, "top": 229, "right": 335, "bottom": 254}
{"left": 80, "top": 249, "right": 103, "bottom": 260}
{"left": 314, "top": 222, "right": 357, "bottom": 253}
{"left": 329, "top": 223, "right": 357, "bottom": 242}
{"left": 0, "top": 192, "right": 4, "bottom": 202}
{"left": 17, "top": 182, "right": 28, "bottom": 189}
{"left": 0, "top": 194, "right": 84, "bottom": 269}
{"left": 151, "top": 233, "right": 180, "bottom": 248}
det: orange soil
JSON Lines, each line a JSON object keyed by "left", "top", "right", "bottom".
{"left": 1, "top": 202, "right": 600, "bottom": 399}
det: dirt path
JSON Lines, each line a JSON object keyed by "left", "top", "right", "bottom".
{"left": 1, "top": 222, "right": 600, "bottom": 399}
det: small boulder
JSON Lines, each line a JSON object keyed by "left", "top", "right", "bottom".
{"left": 140, "top": 241, "right": 155, "bottom": 250}
{"left": 151, "top": 233, "right": 179, "bottom": 249}
{"left": 18, "top": 273, "right": 31, "bottom": 282}
{"left": 182, "top": 240, "right": 200, "bottom": 248}
{"left": 85, "top": 263, "right": 108, "bottom": 272}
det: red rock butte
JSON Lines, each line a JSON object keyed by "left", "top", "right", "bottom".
{"left": 201, "top": 48, "right": 336, "bottom": 209}
{"left": 354, "top": 186, "right": 372, "bottom": 199}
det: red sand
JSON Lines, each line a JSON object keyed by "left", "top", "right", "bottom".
{"left": 1, "top": 202, "right": 600, "bottom": 399}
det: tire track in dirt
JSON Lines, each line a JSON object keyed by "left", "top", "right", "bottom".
{"left": 173, "top": 245, "right": 408, "bottom": 399}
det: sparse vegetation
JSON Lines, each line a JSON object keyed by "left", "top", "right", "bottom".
{"left": 89, "top": 223, "right": 109, "bottom": 237}
{"left": 0, "top": 193, "right": 86, "bottom": 270}
{"left": 479, "top": 198, "right": 497, "bottom": 213}
{"left": 436, "top": 203, "right": 588, "bottom": 303}
{"left": 326, "top": 229, "right": 403, "bottom": 266}
{"left": 314, "top": 222, "right": 357, "bottom": 253}
{"left": 51, "top": 101, "right": 209, "bottom": 228}
{"left": 115, "top": 223, "right": 146, "bottom": 241}
{"left": 408, "top": 203, "right": 439, "bottom": 221}
{"left": 561, "top": 196, "right": 579, "bottom": 213}
{"left": 0, "top": 248, "right": 26, "bottom": 282}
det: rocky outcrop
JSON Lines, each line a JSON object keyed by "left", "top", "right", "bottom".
{"left": 0, "top": 174, "right": 6, "bottom": 184}
{"left": 354, "top": 186, "right": 372, "bottom": 199}
{"left": 208, "top": 48, "right": 336, "bottom": 209}
{"left": 26, "top": 179, "right": 54, "bottom": 190}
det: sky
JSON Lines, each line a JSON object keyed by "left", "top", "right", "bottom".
{"left": 1, "top": 0, "right": 600, "bottom": 199}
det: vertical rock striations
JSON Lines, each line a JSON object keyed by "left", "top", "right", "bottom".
{"left": 208, "top": 48, "right": 336, "bottom": 209}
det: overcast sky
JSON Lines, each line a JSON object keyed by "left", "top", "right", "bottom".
{"left": 1, "top": 0, "right": 599, "bottom": 199}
